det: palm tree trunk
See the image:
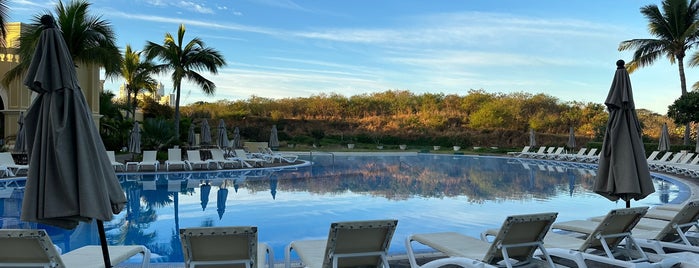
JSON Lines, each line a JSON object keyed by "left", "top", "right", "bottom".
{"left": 174, "top": 83, "right": 181, "bottom": 140}
{"left": 677, "top": 56, "right": 691, "bottom": 145}
{"left": 132, "top": 90, "right": 138, "bottom": 121}
{"left": 125, "top": 86, "right": 132, "bottom": 120}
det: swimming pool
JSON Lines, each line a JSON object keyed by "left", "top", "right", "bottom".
{"left": 0, "top": 153, "right": 687, "bottom": 263}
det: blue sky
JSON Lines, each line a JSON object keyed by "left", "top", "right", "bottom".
{"left": 8, "top": 0, "right": 696, "bottom": 114}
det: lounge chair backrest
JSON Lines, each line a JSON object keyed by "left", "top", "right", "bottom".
{"left": 656, "top": 152, "right": 673, "bottom": 162}
{"left": 321, "top": 219, "right": 398, "bottom": 268}
{"left": 180, "top": 226, "right": 258, "bottom": 268}
{"left": 576, "top": 148, "right": 587, "bottom": 156}
{"left": 0, "top": 152, "right": 16, "bottom": 165}
{"left": 534, "top": 147, "right": 546, "bottom": 154}
{"left": 143, "top": 151, "right": 157, "bottom": 162}
{"left": 679, "top": 153, "right": 695, "bottom": 164}
{"left": 210, "top": 149, "right": 225, "bottom": 161}
{"left": 551, "top": 147, "right": 564, "bottom": 155}
{"left": 577, "top": 207, "right": 648, "bottom": 252}
{"left": 483, "top": 212, "right": 557, "bottom": 264}
{"left": 654, "top": 200, "right": 699, "bottom": 242}
{"left": 0, "top": 229, "right": 65, "bottom": 267}
{"left": 646, "top": 151, "right": 660, "bottom": 161}
{"left": 234, "top": 149, "right": 251, "bottom": 160}
{"left": 545, "top": 147, "right": 555, "bottom": 154}
{"left": 586, "top": 148, "right": 598, "bottom": 157}
{"left": 667, "top": 152, "right": 686, "bottom": 163}
{"left": 107, "top": 151, "right": 117, "bottom": 162}
{"left": 187, "top": 150, "right": 202, "bottom": 162}
{"left": 169, "top": 148, "right": 183, "bottom": 162}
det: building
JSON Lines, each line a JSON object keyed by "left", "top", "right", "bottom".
{"left": 0, "top": 22, "right": 104, "bottom": 147}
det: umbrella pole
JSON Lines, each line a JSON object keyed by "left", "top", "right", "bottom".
{"left": 97, "top": 220, "right": 113, "bottom": 267}
{"left": 626, "top": 199, "right": 631, "bottom": 208}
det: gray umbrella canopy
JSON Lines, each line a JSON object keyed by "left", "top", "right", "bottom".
{"left": 21, "top": 15, "right": 127, "bottom": 229}
{"left": 567, "top": 126, "right": 576, "bottom": 149}
{"left": 593, "top": 60, "right": 655, "bottom": 208}
{"left": 269, "top": 125, "right": 279, "bottom": 149}
{"left": 217, "top": 119, "right": 229, "bottom": 149}
{"left": 128, "top": 121, "right": 141, "bottom": 154}
{"left": 14, "top": 111, "right": 26, "bottom": 153}
{"left": 232, "top": 127, "right": 242, "bottom": 149}
{"left": 529, "top": 129, "right": 536, "bottom": 147}
{"left": 200, "top": 119, "right": 212, "bottom": 145}
{"left": 188, "top": 124, "right": 196, "bottom": 146}
{"left": 658, "top": 123, "right": 671, "bottom": 152}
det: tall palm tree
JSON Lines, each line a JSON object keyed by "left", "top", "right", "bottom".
{"left": 143, "top": 24, "right": 226, "bottom": 139}
{"left": 121, "top": 44, "right": 158, "bottom": 120}
{"left": 2, "top": 0, "right": 121, "bottom": 87}
{"left": 619, "top": 0, "right": 699, "bottom": 145}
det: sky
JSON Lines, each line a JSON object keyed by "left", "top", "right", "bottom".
{"left": 7, "top": 0, "right": 697, "bottom": 114}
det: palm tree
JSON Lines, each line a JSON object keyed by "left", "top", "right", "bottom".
{"left": 143, "top": 24, "right": 226, "bottom": 139}
{"left": 0, "top": 0, "right": 8, "bottom": 46}
{"left": 2, "top": 0, "right": 121, "bottom": 87}
{"left": 121, "top": 44, "right": 159, "bottom": 120}
{"left": 619, "top": 0, "right": 699, "bottom": 145}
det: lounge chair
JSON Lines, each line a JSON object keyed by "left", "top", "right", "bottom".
{"left": 180, "top": 226, "right": 274, "bottom": 268}
{"left": 0, "top": 152, "right": 28, "bottom": 175}
{"left": 518, "top": 146, "right": 546, "bottom": 158}
{"left": 137, "top": 150, "right": 159, "bottom": 171}
{"left": 543, "top": 147, "right": 565, "bottom": 160}
{"left": 261, "top": 148, "right": 298, "bottom": 163}
{"left": 543, "top": 207, "right": 680, "bottom": 267}
{"left": 647, "top": 152, "right": 678, "bottom": 170}
{"left": 234, "top": 149, "right": 266, "bottom": 167}
{"left": 406, "top": 212, "right": 558, "bottom": 268}
{"left": 186, "top": 150, "right": 213, "bottom": 170}
{"left": 209, "top": 148, "right": 241, "bottom": 169}
{"left": 587, "top": 200, "right": 699, "bottom": 255}
{"left": 284, "top": 219, "right": 398, "bottom": 268}
{"left": 575, "top": 148, "right": 599, "bottom": 162}
{"left": 0, "top": 229, "right": 150, "bottom": 268}
{"left": 506, "top": 146, "right": 530, "bottom": 157}
{"left": 559, "top": 147, "right": 587, "bottom": 161}
{"left": 107, "top": 150, "right": 126, "bottom": 172}
{"left": 658, "top": 153, "right": 695, "bottom": 173}
{"left": 164, "top": 148, "right": 188, "bottom": 171}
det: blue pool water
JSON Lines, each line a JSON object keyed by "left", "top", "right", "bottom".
{"left": 0, "top": 153, "right": 687, "bottom": 262}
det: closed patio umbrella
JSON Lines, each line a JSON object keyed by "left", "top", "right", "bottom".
{"left": 567, "top": 126, "right": 576, "bottom": 149}
{"left": 188, "top": 123, "right": 196, "bottom": 146}
{"left": 593, "top": 60, "right": 655, "bottom": 208}
{"left": 232, "top": 127, "right": 242, "bottom": 149}
{"left": 658, "top": 123, "right": 671, "bottom": 152}
{"left": 128, "top": 121, "right": 141, "bottom": 156}
{"left": 696, "top": 125, "right": 699, "bottom": 153}
{"left": 200, "top": 119, "right": 212, "bottom": 146}
{"left": 20, "top": 15, "right": 127, "bottom": 267}
{"left": 269, "top": 125, "right": 279, "bottom": 150}
{"left": 14, "top": 111, "right": 26, "bottom": 153}
{"left": 200, "top": 182, "right": 211, "bottom": 211}
{"left": 217, "top": 119, "right": 229, "bottom": 149}
{"left": 217, "top": 184, "right": 229, "bottom": 220}
{"left": 529, "top": 129, "right": 536, "bottom": 147}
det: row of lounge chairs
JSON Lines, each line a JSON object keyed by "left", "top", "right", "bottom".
{"left": 107, "top": 148, "right": 299, "bottom": 172}
{"left": 509, "top": 146, "right": 600, "bottom": 163}
{"left": 3, "top": 201, "right": 699, "bottom": 267}
{"left": 646, "top": 151, "right": 699, "bottom": 177}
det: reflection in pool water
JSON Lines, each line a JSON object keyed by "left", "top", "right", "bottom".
{"left": 0, "top": 154, "right": 687, "bottom": 262}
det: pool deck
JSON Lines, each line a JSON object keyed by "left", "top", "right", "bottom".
{"left": 109, "top": 152, "right": 699, "bottom": 268}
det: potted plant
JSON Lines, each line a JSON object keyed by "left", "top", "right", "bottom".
{"left": 373, "top": 134, "right": 384, "bottom": 150}
{"left": 346, "top": 135, "right": 355, "bottom": 149}
{"left": 399, "top": 144, "right": 407, "bottom": 150}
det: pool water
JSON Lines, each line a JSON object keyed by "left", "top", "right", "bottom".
{"left": 0, "top": 154, "right": 686, "bottom": 262}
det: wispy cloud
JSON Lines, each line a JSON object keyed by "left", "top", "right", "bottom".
{"left": 176, "top": 1, "right": 213, "bottom": 14}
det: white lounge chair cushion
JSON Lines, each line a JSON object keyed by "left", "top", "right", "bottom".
{"left": 411, "top": 232, "right": 486, "bottom": 260}
{"left": 62, "top": 245, "right": 149, "bottom": 268}
{"left": 288, "top": 240, "right": 327, "bottom": 268}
